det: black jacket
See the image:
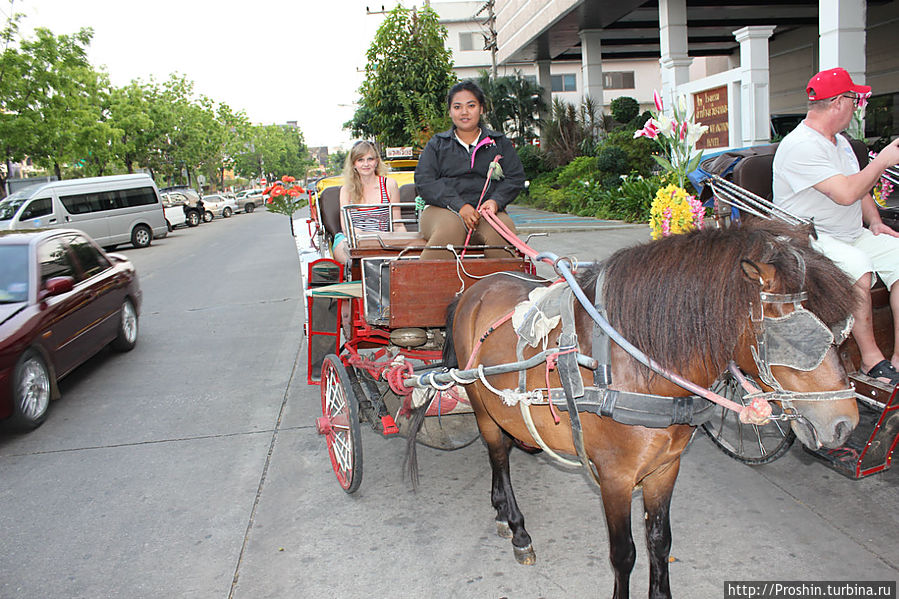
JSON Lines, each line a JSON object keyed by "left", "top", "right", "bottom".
{"left": 414, "top": 126, "right": 525, "bottom": 213}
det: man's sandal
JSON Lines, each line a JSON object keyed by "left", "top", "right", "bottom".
{"left": 864, "top": 360, "right": 899, "bottom": 386}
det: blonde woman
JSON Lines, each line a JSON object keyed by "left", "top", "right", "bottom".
{"left": 332, "top": 141, "right": 405, "bottom": 263}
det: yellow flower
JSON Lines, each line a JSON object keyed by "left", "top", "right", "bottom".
{"left": 649, "top": 184, "right": 704, "bottom": 239}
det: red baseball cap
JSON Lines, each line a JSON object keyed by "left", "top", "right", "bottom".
{"left": 806, "top": 67, "right": 871, "bottom": 101}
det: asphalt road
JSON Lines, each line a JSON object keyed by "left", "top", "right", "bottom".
{"left": 0, "top": 208, "right": 897, "bottom": 599}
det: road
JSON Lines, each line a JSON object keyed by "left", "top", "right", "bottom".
{"left": 1, "top": 208, "right": 897, "bottom": 598}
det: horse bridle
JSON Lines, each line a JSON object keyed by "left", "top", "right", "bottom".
{"left": 747, "top": 287, "right": 856, "bottom": 420}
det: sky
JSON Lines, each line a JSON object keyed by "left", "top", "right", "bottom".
{"left": 14, "top": 0, "right": 428, "bottom": 150}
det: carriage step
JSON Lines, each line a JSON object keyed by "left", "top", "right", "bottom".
{"left": 804, "top": 382, "right": 899, "bottom": 479}
{"left": 381, "top": 415, "right": 399, "bottom": 435}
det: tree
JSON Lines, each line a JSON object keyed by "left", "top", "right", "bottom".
{"left": 327, "top": 149, "right": 348, "bottom": 176}
{"left": 477, "top": 70, "right": 546, "bottom": 146}
{"left": 353, "top": 5, "right": 455, "bottom": 148}
{"left": 108, "top": 82, "right": 158, "bottom": 174}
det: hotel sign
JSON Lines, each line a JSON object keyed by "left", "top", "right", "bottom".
{"left": 693, "top": 86, "right": 729, "bottom": 150}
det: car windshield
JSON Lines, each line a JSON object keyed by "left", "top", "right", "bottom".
{"left": 0, "top": 245, "right": 29, "bottom": 302}
{"left": 0, "top": 196, "right": 27, "bottom": 221}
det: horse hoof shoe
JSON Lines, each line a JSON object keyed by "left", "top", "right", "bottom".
{"left": 513, "top": 544, "right": 536, "bottom": 565}
{"left": 496, "top": 520, "right": 512, "bottom": 538}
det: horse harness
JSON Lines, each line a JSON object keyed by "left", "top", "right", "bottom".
{"left": 504, "top": 265, "right": 855, "bottom": 476}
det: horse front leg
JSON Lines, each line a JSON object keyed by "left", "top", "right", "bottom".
{"left": 478, "top": 413, "right": 535, "bottom": 565}
{"left": 641, "top": 459, "right": 681, "bottom": 599}
{"left": 601, "top": 478, "right": 637, "bottom": 599}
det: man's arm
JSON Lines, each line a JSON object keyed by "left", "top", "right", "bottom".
{"left": 814, "top": 137, "right": 899, "bottom": 205}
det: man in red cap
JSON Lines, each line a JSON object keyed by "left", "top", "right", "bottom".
{"left": 774, "top": 67, "right": 899, "bottom": 385}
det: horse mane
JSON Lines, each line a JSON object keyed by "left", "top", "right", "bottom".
{"left": 579, "top": 220, "right": 855, "bottom": 381}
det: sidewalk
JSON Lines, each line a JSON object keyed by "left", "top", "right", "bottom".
{"left": 506, "top": 204, "right": 647, "bottom": 234}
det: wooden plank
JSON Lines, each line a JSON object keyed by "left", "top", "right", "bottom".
{"left": 388, "top": 258, "right": 527, "bottom": 328}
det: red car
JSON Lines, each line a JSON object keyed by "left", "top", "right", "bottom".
{"left": 0, "top": 229, "right": 141, "bottom": 430}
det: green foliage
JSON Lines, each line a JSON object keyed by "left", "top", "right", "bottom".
{"left": 610, "top": 97, "right": 639, "bottom": 125}
{"left": 0, "top": 15, "right": 315, "bottom": 197}
{"left": 353, "top": 5, "right": 455, "bottom": 148}
{"left": 542, "top": 97, "right": 605, "bottom": 168}
{"left": 595, "top": 145, "right": 628, "bottom": 175}
{"left": 327, "top": 149, "right": 348, "bottom": 176}
{"left": 516, "top": 144, "right": 549, "bottom": 180}
{"left": 477, "top": 69, "right": 547, "bottom": 145}
{"left": 602, "top": 129, "right": 656, "bottom": 177}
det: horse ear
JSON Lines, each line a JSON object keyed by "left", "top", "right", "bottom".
{"left": 740, "top": 259, "right": 775, "bottom": 288}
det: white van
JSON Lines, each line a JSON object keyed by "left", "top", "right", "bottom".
{"left": 0, "top": 174, "right": 168, "bottom": 249}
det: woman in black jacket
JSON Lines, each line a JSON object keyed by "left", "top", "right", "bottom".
{"left": 414, "top": 80, "right": 526, "bottom": 259}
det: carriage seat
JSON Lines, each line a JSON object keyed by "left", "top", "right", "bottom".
{"left": 318, "top": 184, "right": 428, "bottom": 255}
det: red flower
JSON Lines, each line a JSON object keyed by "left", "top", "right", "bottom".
{"left": 263, "top": 185, "right": 273, "bottom": 194}
{"left": 288, "top": 188, "right": 300, "bottom": 197}
{"left": 287, "top": 176, "right": 295, "bottom": 183}
{"left": 271, "top": 187, "right": 285, "bottom": 197}
{"left": 281, "top": 175, "right": 289, "bottom": 183}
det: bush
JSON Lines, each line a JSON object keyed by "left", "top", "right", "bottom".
{"left": 610, "top": 97, "right": 640, "bottom": 124}
{"left": 602, "top": 130, "right": 656, "bottom": 177}
{"left": 579, "top": 173, "right": 663, "bottom": 222}
{"left": 596, "top": 145, "right": 629, "bottom": 175}
{"left": 517, "top": 144, "right": 550, "bottom": 180}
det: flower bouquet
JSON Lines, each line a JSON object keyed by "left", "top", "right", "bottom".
{"left": 636, "top": 91, "right": 709, "bottom": 238}
{"left": 264, "top": 175, "right": 308, "bottom": 236}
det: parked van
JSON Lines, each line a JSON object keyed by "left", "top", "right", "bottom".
{"left": 0, "top": 174, "right": 168, "bottom": 249}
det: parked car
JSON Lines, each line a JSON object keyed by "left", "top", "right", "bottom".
{"left": 0, "top": 229, "right": 141, "bottom": 430}
{"left": 159, "top": 186, "right": 204, "bottom": 227}
{"left": 234, "top": 188, "right": 265, "bottom": 214}
{"left": 201, "top": 194, "right": 237, "bottom": 220}
{"left": 0, "top": 174, "right": 168, "bottom": 249}
{"left": 162, "top": 195, "right": 187, "bottom": 230}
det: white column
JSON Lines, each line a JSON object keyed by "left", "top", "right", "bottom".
{"left": 658, "top": 0, "right": 692, "bottom": 111}
{"left": 819, "top": 0, "right": 866, "bottom": 82}
{"left": 735, "top": 25, "right": 776, "bottom": 146}
{"left": 536, "top": 59, "right": 552, "bottom": 145}
{"left": 579, "top": 29, "right": 604, "bottom": 107}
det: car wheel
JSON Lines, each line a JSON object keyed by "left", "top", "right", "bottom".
{"left": 187, "top": 211, "right": 200, "bottom": 227}
{"left": 245, "top": 203, "right": 255, "bottom": 213}
{"left": 203, "top": 211, "right": 213, "bottom": 223}
{"left": 131, "top": 224, "right": 152, "bottom": 249}
{"left": 9, "top": 349, "right": 52, "bottom": 430}
{"left": 223, "top": 207, "right": 232, "bottom": 218}
{"left": 111, "top": 298, "right": 138, "bottom": 352}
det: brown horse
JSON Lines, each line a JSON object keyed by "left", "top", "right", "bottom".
{"left": 419, "top": 222, "right": 859, "bottom": 599}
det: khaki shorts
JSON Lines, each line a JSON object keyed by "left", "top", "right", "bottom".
{"left": 812, "top": 228, "right": 899, "bottom": 289}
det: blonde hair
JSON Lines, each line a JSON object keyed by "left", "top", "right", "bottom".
{"left": 342, "top": 141, "right": 387, "bottom": 202}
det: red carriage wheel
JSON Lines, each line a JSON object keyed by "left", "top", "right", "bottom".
{"left": 701, "top": 371, "right": 796, "bottom": 465}
{"left": 318, "top": 355, "right": 363, "bottom": 493}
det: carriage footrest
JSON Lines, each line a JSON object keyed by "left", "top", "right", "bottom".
{"left": 381, "top": 415, "right": 399, "bottom": 435}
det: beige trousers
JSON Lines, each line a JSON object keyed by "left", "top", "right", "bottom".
{"left": 419, "top": 205, "right": 518, "bottom": 260}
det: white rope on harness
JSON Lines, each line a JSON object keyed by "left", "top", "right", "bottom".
{"left": 519, "top": 402, "right": 581, "bottom": 468}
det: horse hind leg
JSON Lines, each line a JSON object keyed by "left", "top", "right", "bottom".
{"left": 479, "top": 413, "right": 536, "bottom": 565}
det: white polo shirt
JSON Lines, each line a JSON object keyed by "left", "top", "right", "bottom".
{"left": 772, "top": 122, "right": 863, "bottom": 242}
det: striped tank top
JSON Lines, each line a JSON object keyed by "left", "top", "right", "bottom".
{"left": 349, "top": 176, "right": 391, "bottom": 232}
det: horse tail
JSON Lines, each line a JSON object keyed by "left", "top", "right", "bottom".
{"left": 402, "top": 401, "right": 429, "bottom": 491}
{"left": 442, "top": 295, "right": 460, "bottom": 369}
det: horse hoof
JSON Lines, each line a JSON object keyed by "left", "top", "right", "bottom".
{"left": 513, "top": 544, "right": 536, "bottom": 565}
{"left": 496, "top": 520, "right": 512, "bottom": 538}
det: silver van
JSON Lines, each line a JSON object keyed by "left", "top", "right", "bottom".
{"left": 0, "top": 174, "right": 168, "bottom": 249}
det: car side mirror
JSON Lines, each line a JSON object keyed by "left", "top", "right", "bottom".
{"left": 39, "top": 276, "right": 75, "bottom": 301}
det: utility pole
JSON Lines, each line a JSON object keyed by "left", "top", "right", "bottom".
{"left": 476, "top": 0, "right": 497, "bottom": 78}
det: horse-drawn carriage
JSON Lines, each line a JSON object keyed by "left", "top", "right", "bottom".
{"left": 299, "top": 154, "right": 891, "bottom": 598}
{"left": 303, "top": 178, "right": 535, "bottom": 492}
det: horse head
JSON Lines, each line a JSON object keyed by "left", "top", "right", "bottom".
{"left": 735, "top": 247, "right": 858, "bottom": 449}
